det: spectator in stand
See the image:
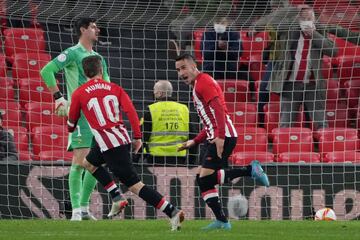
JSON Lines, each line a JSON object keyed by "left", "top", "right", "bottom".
{"left": 252, "top": 5, "right": 338, "bottom": 129}
{"left": 0, "top": 113, "right": 18, "bottom": 161}
{"left": 253, "top": 0, "right": 289, "bottom": 127}
{"left": 142, "top": 80, "right": 197, "bottom": 166}
{"left": 169, "top": 4, "right": 197, "bottom": 55}
{"left": 201, "top": 16, "right": 251, "bottom": 82}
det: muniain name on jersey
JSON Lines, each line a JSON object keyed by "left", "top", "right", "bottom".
{"left": 85, "top": 82, "right": 111, "bottom": 93}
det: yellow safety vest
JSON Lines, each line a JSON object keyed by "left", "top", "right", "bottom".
{"left": 147, "top": 101, "right": 189, "bottom": 157}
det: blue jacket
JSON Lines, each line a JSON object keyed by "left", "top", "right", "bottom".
{"left": 201, "top": 29, "right": 241, "bottom": 72}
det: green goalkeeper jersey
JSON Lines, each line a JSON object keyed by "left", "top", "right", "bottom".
{"left": 41, "top": 42, "right": 110, "bottom": 100}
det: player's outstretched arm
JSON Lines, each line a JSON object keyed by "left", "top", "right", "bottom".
{"left": 178, "top": 128, "right": 207, "bottom": 152}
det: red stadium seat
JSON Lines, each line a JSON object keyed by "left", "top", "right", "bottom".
{"left": 264, "top": 102, "right": 281, "bottom": 135}
{"left": 277, "top": 152, "right": 321, "bottom": 163}
{"left": 315, "top": 128, "right": 358, "bottom": 157}
{"left": 288, "top": 0, "right": 306, "bottom": 5}
{"left": 0, "top": 77, "right": 15, "bottom": 102}
{"left": 239, "top": 31, "right": 270, "bottom": 66}
{"left": 230, "top": 152, "right": 274, "bottom": 166}
{"left": 318, "top": 5, "right": 360, "bottom": 31}
{"left": 313, "top": 0, "right": 353, "bottom": 10}
{"left": 31, "top": 126, "right": 68, "bottom": 159}
{"left": 233, "top": 127, "right": 267, "bottom": 153}
{"left": 357, "top": 109, "right": 360, "bottom": 137}
{"left": 38, "top": 150, "right": 73, "bottom": 162}
{"left": 328, "top": 34, "right": 360, "bottom": 57}
{"left": 18, "top": 151, "right": 32, "bottom": 161}
{"left": 4, "top": 28, "right": 46, "bottom": 64}
{"left": 0, "top": 54, "right": 7, "bottom": 77}
{"left": 254, "top": 81, "right": 280, "bottom": 103}
{"left": 226, "top": 102, "right": 257, "bottom": 127}
{"left": 290, "top": 101, "right": 348, "bottom": 131}
{"left": 19, "top": 78, "right": 53, "bottom": 107}
{"left": 249, "top": 54, "right": 266, "bottom": 82}
{"left": 230, "top": 127, "right": 272, "bottom": 165}
{"left": 25, "top": 102, "right": 66, "bottom": 131}
{"left": 12, "top": 52, "right": 51, "bottom": 86}
{"left": 322, "top": 56, "right": 334, "bottom": 81}
{"left": 0, "top": 101, "right": 21, "bottom": 127}
{"left": 217, "top": 79, "right": 250, "bottom": 103}
{"left": 344, "top": 80, "right": 360, "bottom": 109}
{"left": 193, "top": 29, "right": 205, "bottom": 64}
{"left": 326, "top": 79, "right": 339, "bottom": 103}
{"left": 272, "top": 127, "right": 314, "bottom": 155}
{"left": 325, "top": 101, "right": 349, "bottom": 128}
{"left": 0, "top": 77, "right": 13, "bottom": 87}
{"left": 264, "top": 102, "right": 302, "bottom": 135}
{"left": 323, "top": 151, "right": 360, "bottom": 163}
{"left": 337, "top": 56, "right": 360, "bottom": 88}
{"left": 6, "top": 126, "right": 29, "bottom": 151}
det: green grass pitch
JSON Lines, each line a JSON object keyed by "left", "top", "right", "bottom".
{"left": 0, "top": 220, "right": 359, "bottom": 240}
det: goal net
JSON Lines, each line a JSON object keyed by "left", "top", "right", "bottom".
{"left": 0, "top": 0, "right": 359, "bottom": 220}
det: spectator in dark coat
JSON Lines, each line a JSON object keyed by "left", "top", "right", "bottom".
{"left": 0, "top": 113, "right": 18, "bottom": 161}
{"left": 201, "top": 17, "right": 242, "bottom": 80}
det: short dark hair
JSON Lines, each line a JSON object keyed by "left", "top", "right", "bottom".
{"left": 82, "top": 55, "right": 102, "bottom": 78}
{"left": 175, "top": 53, "right": 196, "bottom": 63}
{"left": 214, "top": 16, "right": 229, "bottom": 24}
{"left": 74, "top": 17, "right": 97, "bottom": 37}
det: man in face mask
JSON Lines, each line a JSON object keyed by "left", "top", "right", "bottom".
{"left": 200, "top": 17, "right": 243, "bottom": 80}
{"left": 255, "top": 5, "right": 338, "bottom": 130}
{"left": 299, "top": 6, "right": 316, "bottom": 38}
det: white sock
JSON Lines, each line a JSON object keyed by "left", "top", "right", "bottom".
{"left": 81, "top": 206, "right": 89, "bottom": 213}
{"left": 72, "top": 207, "right": 81, "bottom": 214}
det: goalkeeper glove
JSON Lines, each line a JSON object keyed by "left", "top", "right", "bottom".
{"left": 54, "top": 91, "right": 68, "bottom": 117}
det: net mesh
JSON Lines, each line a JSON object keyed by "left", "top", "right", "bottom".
{"left": 0, "top": 0, "right": 359, "bottom": 220}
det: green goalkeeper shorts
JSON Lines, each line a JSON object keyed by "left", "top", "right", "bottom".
{"left": 67, "top": 114, "right": 94, "bottom": 151}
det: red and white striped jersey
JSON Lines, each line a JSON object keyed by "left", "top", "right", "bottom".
{"left": 192, "top": 73, "right": 237, "bottom": 140}
{"left": 68, "top": 78, "right": 141, "bottom": 152}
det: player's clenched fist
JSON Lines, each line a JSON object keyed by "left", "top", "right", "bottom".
{"left": 54, "top": 91, "right": 68, "bottom": 116}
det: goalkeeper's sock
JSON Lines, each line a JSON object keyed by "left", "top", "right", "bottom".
{"left": 138, "top": 185, "right": 176, "bottom": 218}
{"left": 92, "top": 166, "right": 123, "bottom": 202}
{"left": 80, "top": 170, "right": 97, "bottom": 208}
{"left": 69, "top": 164, "right": 84, "bottom": 209}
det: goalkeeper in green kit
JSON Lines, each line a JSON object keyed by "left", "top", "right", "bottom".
{"left": 40, "top": 17, "right": 127, "bottom": 220}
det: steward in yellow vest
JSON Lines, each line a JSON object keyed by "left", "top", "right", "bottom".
{"left": 143, "top": 80, "right": 191, "bottom": 165}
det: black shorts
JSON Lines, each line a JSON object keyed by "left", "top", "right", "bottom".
{"left": 86, "top": 143, "right": 140, "bottom": 187}
{"left": 201, "top": 137, "right": 237, "bottom": 170}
